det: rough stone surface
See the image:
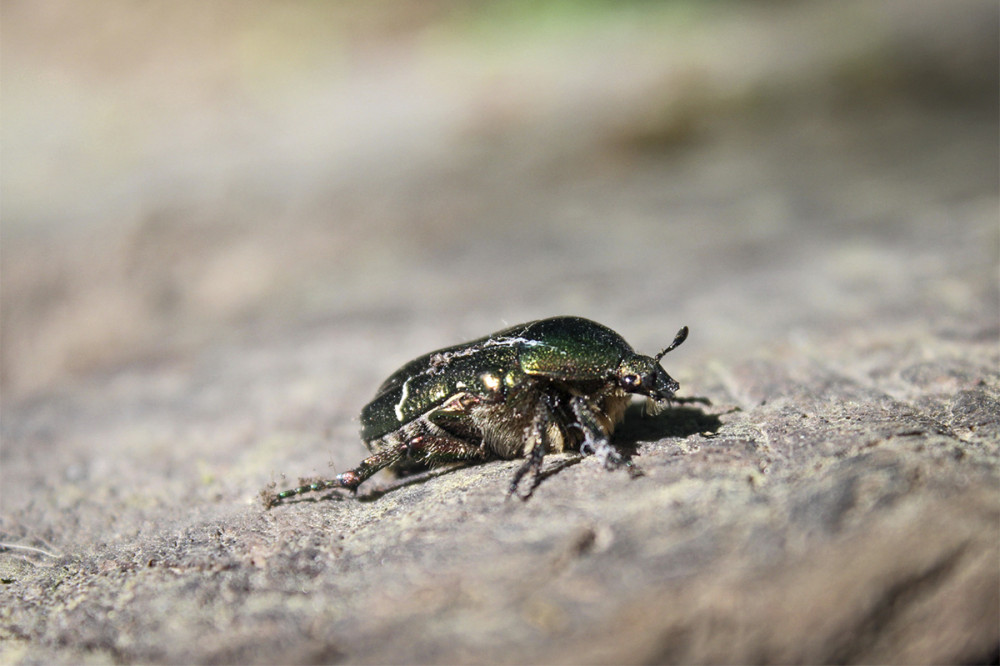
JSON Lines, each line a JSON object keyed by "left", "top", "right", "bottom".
{"left": 2, "top": 2, "right": 998, "bottom": 664}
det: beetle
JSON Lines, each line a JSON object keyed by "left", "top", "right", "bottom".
{"left": 264, "top": 316, "right": 688, "bottom": 506}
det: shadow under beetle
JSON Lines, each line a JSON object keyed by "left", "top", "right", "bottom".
{"left": 264, "top": 316, "right": 689, "bottom": 506}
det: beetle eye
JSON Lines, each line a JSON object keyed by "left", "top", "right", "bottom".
{"left": 622, "top": 374, "right": 641, "bottom": 388}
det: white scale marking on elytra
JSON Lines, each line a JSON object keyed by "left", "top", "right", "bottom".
{"left": 396, "top": 337, "right": 547, "bottom": 420}
{"left": 429, "top": 337, "right": 547, "bottom": 372}
{"left": 395, "top": 375, "right": 413, "bottom": 420}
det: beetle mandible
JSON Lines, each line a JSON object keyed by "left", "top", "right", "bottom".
{"left": 264, "top": 316, "right": 688, "bottom": 506}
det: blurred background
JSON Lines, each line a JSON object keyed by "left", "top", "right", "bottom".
{"left": 2, "top": 0, "right": 997, "bottom": 403}
{"left": 1, "top": 6, "right": 998, "bottom": 662}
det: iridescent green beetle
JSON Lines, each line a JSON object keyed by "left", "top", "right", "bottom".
{"left": 265, "top": 316, "right": 688, "bottom": 505}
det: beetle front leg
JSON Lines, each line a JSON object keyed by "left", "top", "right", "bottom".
{"left": 570, "top": 396, "right": 641, "bottom": 476}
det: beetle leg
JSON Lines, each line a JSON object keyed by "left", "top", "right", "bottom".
{"left": 570, "top": 395, "right": 640, "bottom": 475}
{"left": 402, "top": 432, "right": 493, "bottom": 468}
{"left": 265, "top": 474, "right": 359, "bottom": 507}
{"left": 265, "top": 448, "right": 398, "bottom": 507}
{"left": 266, "top": 423, "right": 495, "bottom": 506}
{"left": 508, "top": 400, "right": 553, "bottom": 499}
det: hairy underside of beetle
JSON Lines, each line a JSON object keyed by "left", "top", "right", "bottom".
{"left": 470, "top": 382, "right": 631, "bottom": 460}
{"left": 367, "top": 379, "right": 632, "bottom": 482}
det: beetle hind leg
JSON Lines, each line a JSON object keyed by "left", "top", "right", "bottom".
{"left": 400, "top": 431, "right": 494, "bottom": 469}
{"left": 264, "top": 448, "right": 403, "bottom": 506}
{"left": 264, "top": 469, "right": 366, "bottom": 508}
{"left": 267, "top": 423, "right": 501, "bottom": 507}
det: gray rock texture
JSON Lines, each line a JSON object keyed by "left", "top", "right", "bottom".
{"left": 2, "top": 2, "right": 998, "bottom": 664}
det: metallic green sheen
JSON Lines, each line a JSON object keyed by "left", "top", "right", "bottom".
{"left": 359, "top": 317, "right": 634, "bottom": 442}
{"left": 514, "top": 317, "right": 632, "bottom": 379}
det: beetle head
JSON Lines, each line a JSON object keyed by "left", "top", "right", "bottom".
{"left": 615, "top": 326, "right": 688, "bottom": 403}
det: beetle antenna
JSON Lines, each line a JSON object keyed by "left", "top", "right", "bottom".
{"left": 654, "top": 326, "right": 689, "bottom": 362}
